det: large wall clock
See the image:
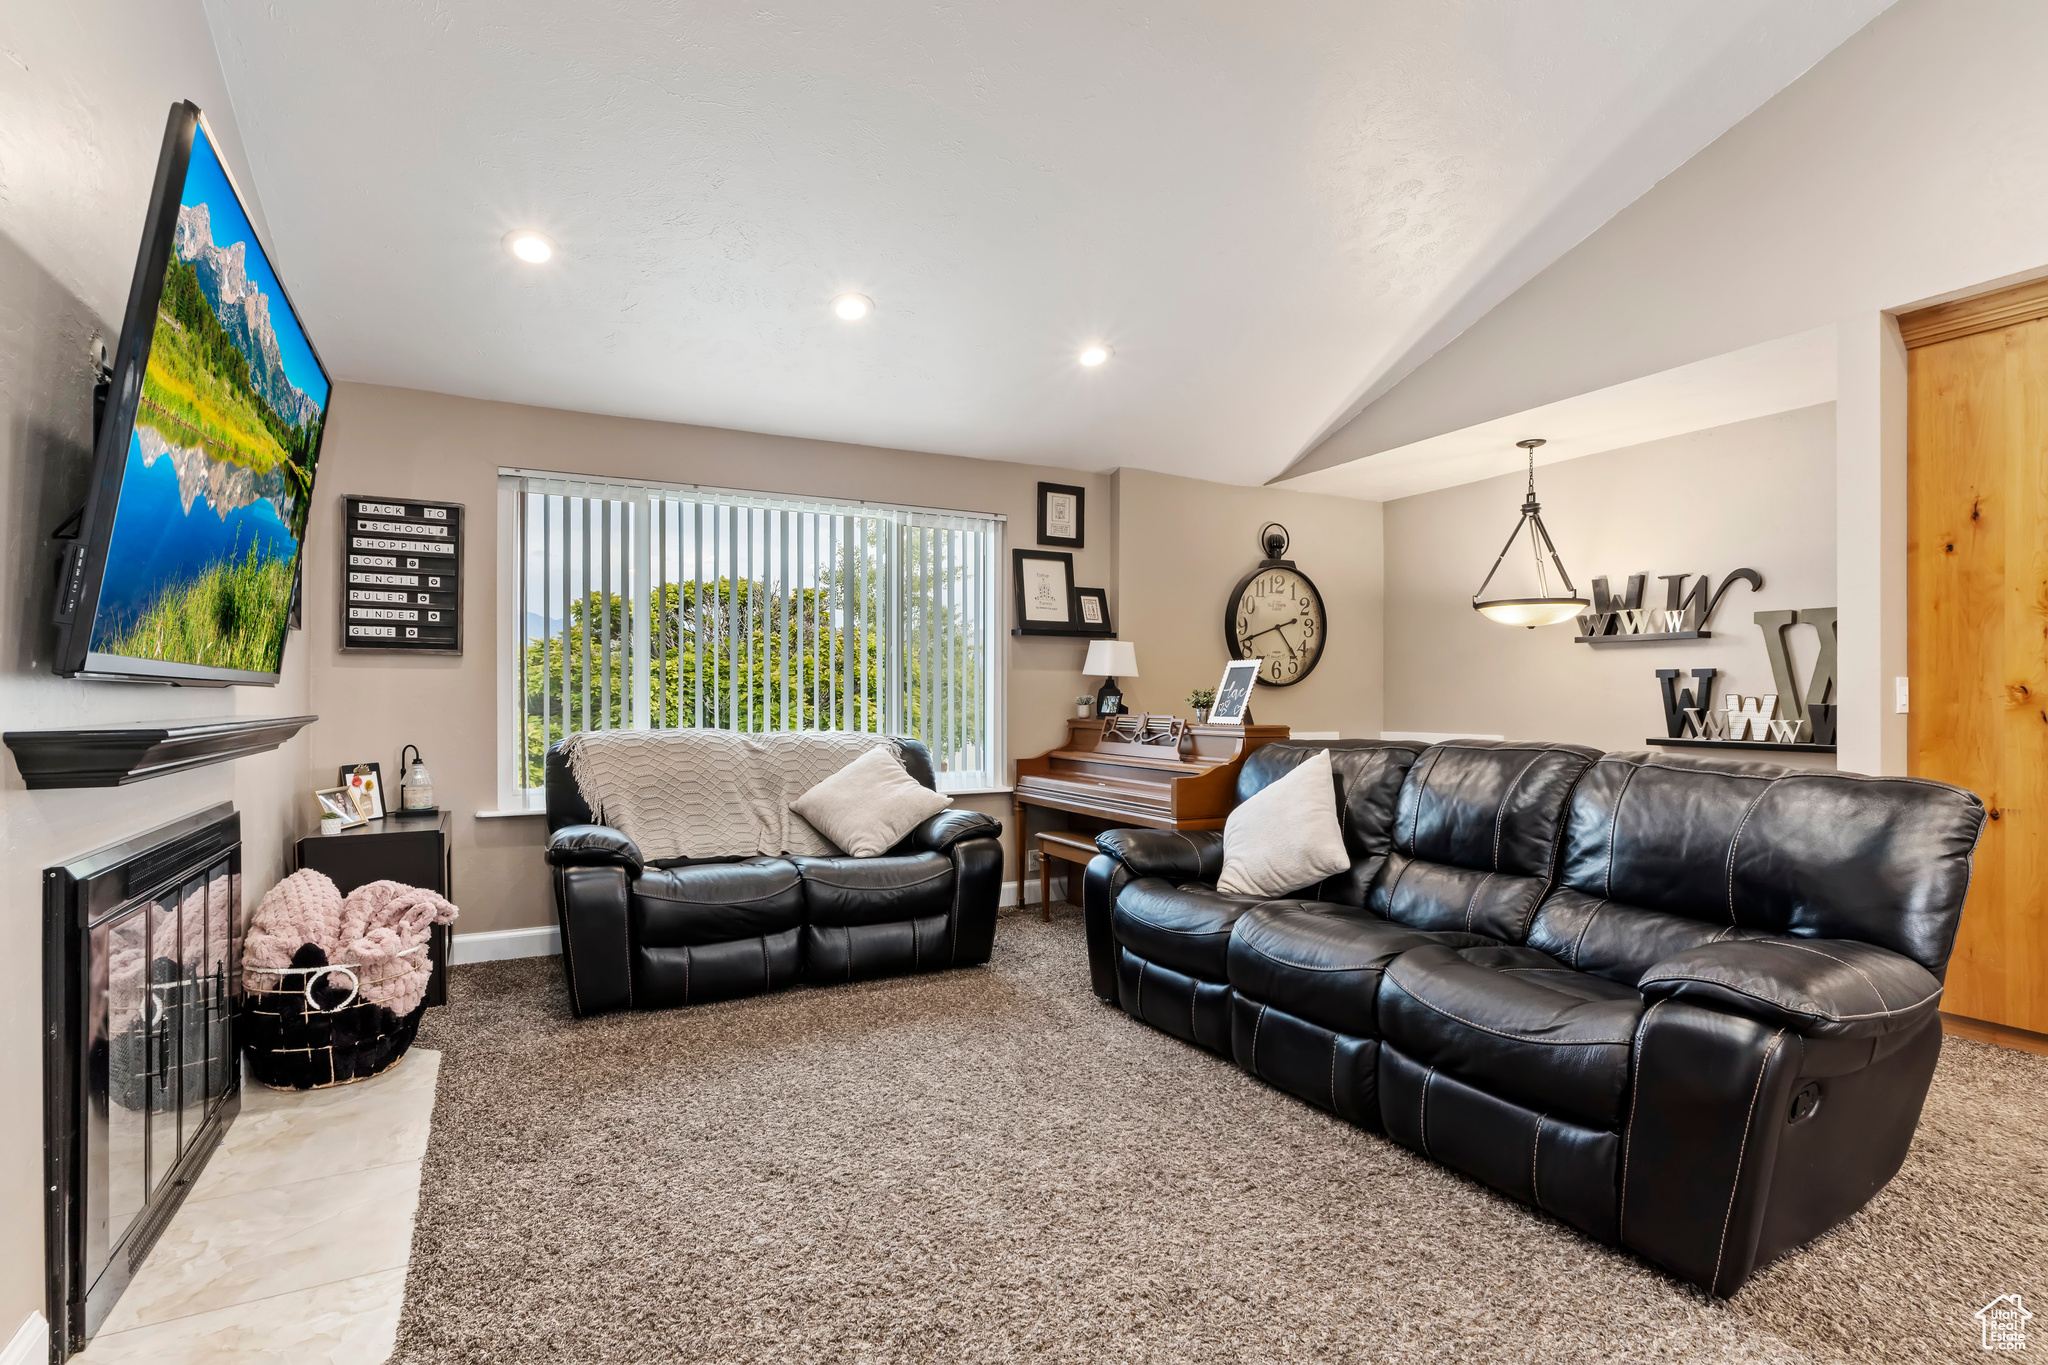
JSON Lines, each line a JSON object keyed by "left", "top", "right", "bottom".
{"left": 1224, "top": 523, "right": 1327, "bottom": 686}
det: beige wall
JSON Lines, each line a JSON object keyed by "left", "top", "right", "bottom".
{"left": 1112, "top": 468, "right": 1383, "bottom": 736}
{"left": 1298, "top": 0, "right": 2048, "bottom": 774}
{"left": 307, "top": 382, "right": 1126, "bottom": 935}
{"left": 1384, "top": 405, "right": 1836, "bottom": 765}
{"left": 309, "top": 387, "right": 1386, "bottom": 937}
{"left": 0, "top": 3, "right": 314, "bottom": 1342}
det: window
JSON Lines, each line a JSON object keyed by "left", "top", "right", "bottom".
{"left": 498, "top": 471, "right": 1005, "bottom": 806}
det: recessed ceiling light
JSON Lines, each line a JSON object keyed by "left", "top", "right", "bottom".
{"left": 1078, "top": 344, "right": 1111, "bottom": 367}
{"left": 833, "top": 293, "right": 874, "bottom": 321}
{"left": 505, "top": 231, "right": 554, "bottom": 264}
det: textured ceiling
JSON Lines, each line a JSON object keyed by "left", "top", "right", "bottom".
{"left": 201, "top": 0, "right": 1891, "bottom": 485}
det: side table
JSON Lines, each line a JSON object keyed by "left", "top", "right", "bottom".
{"left": 294, "top": 810, "right": 452, "bottom": 1007}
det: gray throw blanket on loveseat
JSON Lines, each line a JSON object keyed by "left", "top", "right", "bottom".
{"left": 559, "top": 729, "right": 897, "bottom": 861}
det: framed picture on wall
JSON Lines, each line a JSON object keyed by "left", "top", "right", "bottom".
{"left": 1072, "top": 586, "right": 1113, "bottom": 637}
{"left": 1013, "top": 549, "right": 1078, "bottom": 633}
{"left": 1037, "top": 482, "right": 1085, "bottom": 549}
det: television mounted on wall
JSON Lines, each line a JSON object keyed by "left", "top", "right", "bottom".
{"left": 53, "top": 100, "right": 330, "bottom": 686}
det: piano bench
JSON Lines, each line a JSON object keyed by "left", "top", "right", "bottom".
{"left": 1035, "top": 832, "right": 1100, "bottom": 922}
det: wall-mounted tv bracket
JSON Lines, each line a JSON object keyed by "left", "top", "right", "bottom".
{"left": 50, "top": 352, "right": 115, "bottom": 628}
{"left": 1573, "top": 568, "right": 1763, "bottom": 645}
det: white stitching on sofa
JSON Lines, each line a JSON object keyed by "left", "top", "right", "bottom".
{"left": 1618, "top": 1000, "right": 1666, "bottom": 1243}
{"left": 1712, "top": 1029, "right": 1787, "bottom": 1294}
{"left": 1406, "top": 750, "right": 1444, "bottom": 852}
{"left": 1420, "top": 1066, "right": 1435, "bottom": 1157}
{"left": 1723, "top": 778, "right": 1782, "bottom": 925}
{"left": 1531, "top": 1113, "right": 1546, "bottom": 1211}
{"left": 1252, "top": 1002, "right": 1267, "bottom": 1072}
{"left": 1392, "top": 978, "right": 1637, "bottom": 1046}
{"left": 1329, "top": 1035, "right": 1339, "bottom": 1111}
{"left": 1637, "top": 972, "right": 1942, "bottom": 1023}
{"left": 1605, "top": 763, "right": 1641, "bottom": 900}
{"left": 1754, "top": 939, "right": 1892, "bottom": 1011}
{"left": 1570, "top": 899, "right": 1609, "bottom": 969}
{"left": 1492, "top": 753, "right": 1544, "bottom": 871}
{"left": 1463, "top": 872, "right": 1497, "bottom": 931}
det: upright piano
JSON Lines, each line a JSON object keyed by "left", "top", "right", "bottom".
{"left": 1011, "top": 716, "right": 1289, "bottom": 908}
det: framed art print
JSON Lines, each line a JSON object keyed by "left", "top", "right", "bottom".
{"left": 1013, "top": 549, "right": 1077, "bottom": 633}
{"left": 1209, "top": 658, "right": 1262, "bottom": 726}
{"left": 1072, "top": 586, "right": 1113, "bottom": 637}
{"left": 1037, "top": 482, "right": 1085, "bottom": 549}
{"left": 339, "top": 762, "right": 386, "bottom": 820}
{"left": 314, "top": 786, "right": 367, "bottom": 829}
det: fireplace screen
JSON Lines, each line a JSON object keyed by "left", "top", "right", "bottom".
{"left": 46, "top": 803, "right": 242, "bottom": 1358}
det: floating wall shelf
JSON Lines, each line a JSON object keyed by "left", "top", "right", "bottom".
{"left": 1575, "top": 630, "right": 1711, "bottom": 646}
{"left": 1646, "top": 737, "right": 1836, "bottom": 755}
{"left": 4, "top": 715, "right": 318, "bottom": 788}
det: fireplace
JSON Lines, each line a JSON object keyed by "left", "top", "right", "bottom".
{"left": 43, "top": 803, "right": 242, "bottom": 1359}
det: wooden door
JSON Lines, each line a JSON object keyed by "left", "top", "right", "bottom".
{"left": 1905, "top": 279, "right": 2048, "bottom": 1033}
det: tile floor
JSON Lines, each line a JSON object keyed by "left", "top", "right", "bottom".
{"left": 74, "top": 1050, "right": 440, "bottom": 1365}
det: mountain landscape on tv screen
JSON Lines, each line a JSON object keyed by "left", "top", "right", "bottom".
{"left": 90, "top": 122, "right": 328, "bottom": 674}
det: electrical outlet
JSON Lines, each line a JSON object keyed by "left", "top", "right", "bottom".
{"left": 1896, "top": 677, "right": 1910, "bottom": 714}
{"left": 1025, "top": 850, "right": 1041, "bottom": 873}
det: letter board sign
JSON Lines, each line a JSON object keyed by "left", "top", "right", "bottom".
{"left": 340, "top": 495, "right": 463, "bottom": 654}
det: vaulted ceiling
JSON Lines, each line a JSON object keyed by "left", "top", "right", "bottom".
{"left": 202, "top": 0, "right": 1892, "bottom": 485}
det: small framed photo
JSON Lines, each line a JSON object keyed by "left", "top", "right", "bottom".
{"left": 1072, "top": 586, "right": 1113, "bottom": 636}
{"left": 339, "top": 762, "right": 385, "bottom": 820}
{"left": 1037, "top": 482, "right": 1085, "bottom": 549}
{"left": 1209, "top": 659, "right": 1261, "bottom": 727}
{"left": 314, "top": 786, "right": 368, "bottom": 829}
{"left": 1013, "top": 549, "right": 1077, "bottom": 633}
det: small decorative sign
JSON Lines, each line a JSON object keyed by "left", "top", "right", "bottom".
{"left": 339, "top": 495, "right": 463, "bottom": 654}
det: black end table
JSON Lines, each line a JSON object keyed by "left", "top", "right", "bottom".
{"left": 294, "top": 809, "right": 452, "bottom": 1006}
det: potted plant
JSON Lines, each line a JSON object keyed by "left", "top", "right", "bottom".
{"left": 1074, "top": 694, "right": 1096, "bottom": 718}
{"left": 1187, "top": 687, "right": 1216, "bottom": 724}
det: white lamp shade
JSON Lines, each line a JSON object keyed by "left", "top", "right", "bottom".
{"left": 1083, "top": 640, "right": 1138, "bottom": 677}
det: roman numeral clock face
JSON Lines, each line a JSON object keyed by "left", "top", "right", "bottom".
{"left": 1228, "top": 564, "right": 1326, "bottom": 685}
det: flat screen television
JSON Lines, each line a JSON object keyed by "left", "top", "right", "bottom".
{"left": 54, "top": 100, "right": 329, "bottom": 686}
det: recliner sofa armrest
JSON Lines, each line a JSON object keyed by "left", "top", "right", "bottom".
{"left": 1637, "top": 937, "right": 1942, "bottom": 1040}
{"left": 1093, "top": 828, "right": 1224, "bottom": 883}
{"left": 546, "top": 824, "right": 644, "bottom": 875}
{"left": 906, "top": 808, "right": 1003, "bottom": 853}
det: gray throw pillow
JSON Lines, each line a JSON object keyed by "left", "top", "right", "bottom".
{"left": 1215, "top": 748, "right": 1351, "bottom": 898}
{"left": 789, "top": 745, "right": 951, "bottom": 857}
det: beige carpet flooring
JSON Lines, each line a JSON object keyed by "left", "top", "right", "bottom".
{"left": 395, "top": 907, "right": 2048, "bottom": 1364}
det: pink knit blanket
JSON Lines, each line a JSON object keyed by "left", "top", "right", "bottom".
{"left": 243, "top": 869, "right": 458, "bottom": 1016}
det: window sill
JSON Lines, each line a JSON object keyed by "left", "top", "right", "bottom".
{"left": 476, "top": 808, "right": 547, "bottom": 819}
{"left": 939, "top": 785, "right": 1014, "bottom": 797}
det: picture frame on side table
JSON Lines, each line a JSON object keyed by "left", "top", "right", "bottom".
{"left": 1013, "top": 549, "right": 1078, "bottom": 633}
{"left": 1072, "top": 587, "right": 1113, "bottom": 637}
{"left": 1209, "top": 659, "right": 1261, "bottom": 726}
{"left": 314, "top": 786, "right": 368, "bottom": 829}
{"left": 1037, "top": 482, "right": 1085, "bottom": 549}
{"left": 339, "top": 762, "right": 386, "bottom": 820}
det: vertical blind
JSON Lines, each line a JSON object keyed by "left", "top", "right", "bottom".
{"left": 502, "top": 471, "right": 1004, "bottom": 797}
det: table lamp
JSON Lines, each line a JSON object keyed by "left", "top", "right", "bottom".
{"left": 1083, "top": 639, "right": 1138, "bottom": 717}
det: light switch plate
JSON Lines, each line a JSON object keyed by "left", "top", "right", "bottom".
{"left": 1896, "top": 677, "right": 1910, "bottom": 714}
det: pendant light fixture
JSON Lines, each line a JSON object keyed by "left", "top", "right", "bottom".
{"left": 1471, "top": 438, "right": 1588, "bottom": 628}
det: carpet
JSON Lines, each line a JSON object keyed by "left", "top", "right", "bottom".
{"left": 395, "top": 907, "right": 2048, "bottom": 1364}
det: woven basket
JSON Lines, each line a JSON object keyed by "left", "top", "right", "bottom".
{"left": 242, "top": 946, "right": 426, "bottom": 1090}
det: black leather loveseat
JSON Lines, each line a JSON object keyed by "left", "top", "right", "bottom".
{"left": 1084, "top": 739, "right": 1984, "bottom": 1295}
{"left": 543, "top": 737, "right": 1003, "bottom": 1016}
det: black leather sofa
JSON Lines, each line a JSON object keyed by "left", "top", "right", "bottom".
{"left": 1084, "top": 739, "right": 1984, "bottom": 1295}
{"left": 543, "top": 737, "right": 1003, "bottom": 1016}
